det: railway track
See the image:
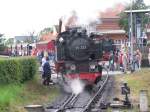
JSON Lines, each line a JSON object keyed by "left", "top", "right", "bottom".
{"left": 46, "top": 93, "right": 80, "bottom": 112}
{"left": 80, "top": 69, "right": 109, "bottom": 112}
{"left": 46, "top": 69, "right": 110, "bottom": 112}
{"left": 55, "top": 94, "right": 79, "bottom": 112}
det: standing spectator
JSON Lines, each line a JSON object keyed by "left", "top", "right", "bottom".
{"left": 36, "top": 50, "right": 40, "bottom": 61}
{"left": 48, "top": 51, "right": 53, "bottom": 60}
{"left": 42, "top": 57, "right": 52, "bottom": 85}
{"left": 44, "top": 50, "right": 48, "bottom": 57}
{"left": 42, "top": 56, "right": 46, "bottom": 67}
{"left": 133, "top": 51, "right": 139, "bottom": 71}
{"left": 115, "top": 50, "right": 120, "bottom": 70}
{"left": 126, "top": 50, "right": 130, "bottom": 70}
{"left": 39, "top": 50, "right": 43, "bottom": 63}
{"left": 51, "top": 51, "right": 55, "bottom": 61}
{"left": 136, "top": 49, "right": 142, "bottom": 69}
{"left": 41, "top": 51, "right": 44, "bottom": 58}
{"left": 119, "top": 52, "right": 124, "bottom": 72}
{"left": 148, "top": 48, "right": 150, "bottom": 66}
{"left": 95, "top": 62, "right": 103, "bottom": 84}
{"left": 19, "top": 50, "right": 22, "bottom": 56}
{"left": 123, "top": 53, "right": 128, "bottom": 73}
{"left": 109, "top": 51, "right": 115, "bottom": 71}
{"left": 114, "top": 50, "right": 119, "bottom": 70}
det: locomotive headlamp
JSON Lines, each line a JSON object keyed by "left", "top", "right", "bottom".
{"left": 90, "top": 64, "right": 95, "bottom": 69}
{"left": 59, "top": 37, "right": 64, "bottom": 43}
{"left": 70, "top": 64, "right": 76, "bottom": 70}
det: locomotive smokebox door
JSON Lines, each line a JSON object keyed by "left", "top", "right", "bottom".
{"left": 121, "top": 83, "right": 130, "bottom": 95}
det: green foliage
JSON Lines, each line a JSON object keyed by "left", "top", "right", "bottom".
{"left": 115, "top": 68, "right": 150, "bottom": 104}
{"left": 0, "top": 36, "right": 6, "bottom": 44}
{"left": 5, "top": 38, "right": 14, "bottom": 46}
{"left": 39, "top": 27, "right": 53, "bottom": 40}
{"left": 0, "top": 84, "right": 23, "bottom": 109}
{"left": 0, "top": 35, "right": 7, "bottom": 52}
{"left": 18, "top": 57, "right": 37, "bottom": 82}
{"left": 119, "top": 0, "right": 149, "bottom": 34}
{"left": 0, "top": 57, "right": 37, "bottom": 84}
{"left": 0, "top": 59, "right": 21, "bottom": 84}
{"left": 0, "top": 44, "right": 6, "bottom": 51}
{"left": 0, "top": 75, "right": 59, "bottom": 112}
{"left": 40, "top": 27, "right": 53, "bottom": 35}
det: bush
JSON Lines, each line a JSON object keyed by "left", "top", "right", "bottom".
{"left": 19, "top": 57, "right": 37, "bottom": 82}
{"left": 0, "top": 57, "right": 37, "bottom": 84}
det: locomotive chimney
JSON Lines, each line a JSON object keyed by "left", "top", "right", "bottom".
{"left": 58, "top": 19, "right": 62, "bottom": 34}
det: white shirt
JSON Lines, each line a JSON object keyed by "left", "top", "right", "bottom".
{"left": 42, "top": 57, "right": 46, "bottom": 67}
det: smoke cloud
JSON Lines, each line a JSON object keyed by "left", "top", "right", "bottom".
{"left": 64, "top": 10, "right": 101, "bottom": 28}
{"left": 70, "top": 78, "right": 85, "bottom": 95}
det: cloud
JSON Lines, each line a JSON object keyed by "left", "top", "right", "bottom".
{"left": 0, "top": 0, "right": 149, "bottom": 36}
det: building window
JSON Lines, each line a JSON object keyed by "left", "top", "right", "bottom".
{"left": 116, "top": 40, "right": 118, "bottom": 44}
{"left": 118, "top": 40, "right": 121, "bottom": 44}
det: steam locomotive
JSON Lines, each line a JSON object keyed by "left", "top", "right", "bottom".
{"left": 55, "top": 27, "right": 115, "bottom": 85}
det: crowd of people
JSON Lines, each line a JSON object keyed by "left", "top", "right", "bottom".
{"left": 37, "top": 47, "right": 150, "bottom": 85}
{"left": 108, "top": 48, "right": 142, "bottom": 73}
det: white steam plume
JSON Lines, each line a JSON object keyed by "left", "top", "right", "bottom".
{"left": 70, "top": 78, "right": 85, "bottom": 95}
{"left": 64, "top": 10, "right": 101, "bottom": 27}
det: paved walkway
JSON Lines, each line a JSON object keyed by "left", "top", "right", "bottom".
{"left": 0, "top": 55, "right": 9, "bottom": 58}
{"left": 102, "top": 71, "right": 131, "bottom": 75}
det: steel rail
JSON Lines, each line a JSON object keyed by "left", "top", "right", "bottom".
{"left": 80, "top": 68, "right": 109, "bottom": 112}
{"left": 55, "top": 93, "right": 79, "bottom": 112}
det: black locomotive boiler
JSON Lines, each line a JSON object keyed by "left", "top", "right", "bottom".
{"left": 55, "top": 27, "right": 114, "bottom": 85}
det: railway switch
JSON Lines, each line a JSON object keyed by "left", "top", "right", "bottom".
{"left": 121, "top": 82, "right": 131, "bottom": 108}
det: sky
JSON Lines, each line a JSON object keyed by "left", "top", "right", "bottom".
{"left": 0, "top": 0, "right": 150, "bottom": 38}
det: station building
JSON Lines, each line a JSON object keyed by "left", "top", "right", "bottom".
{"left": 96, "top": 3, "right": 150, "bottom": 48}
{"left": 94, "top": 3, "right": 128, "bottom": 49}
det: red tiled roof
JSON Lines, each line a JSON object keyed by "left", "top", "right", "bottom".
{"left": 40, "top": 32, "right": 57, "bottom": 41}
{"left": 100, "top": 3, "right": 125, "bottom": 18}
{"left": 96, "top": 3, "right": 125, "bottom": 31}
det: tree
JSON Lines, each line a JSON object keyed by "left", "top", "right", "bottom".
{"left": 5, "top": 38, "right": 14, "bottom": 46}
{"left": 24, "top": 31, "right": 38, "bottom": 44}
{"left": 0, "top": 34, "right": 6, "bottom": 51}
{"left": 0, "top": 34, "right": 4, "bottom": 43}
{"left": 39, "top": 27, "right": 53, "bottom": 41}
{"left": 39, "top": 27, "right": 53, "bottom": 36}
{"left": 119, "top": 0, "right": 149, "bottom": 35}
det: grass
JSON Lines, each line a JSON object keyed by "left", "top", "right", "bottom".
{"left": 0, "top": 74, "right": 60, "bottom": 112}
{"left": 114, "top": 68, "right": 150, "bottom": 111}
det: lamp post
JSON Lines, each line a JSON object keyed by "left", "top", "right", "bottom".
{"left": 130, "top": 0, "right": 134, "bottom": 71}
